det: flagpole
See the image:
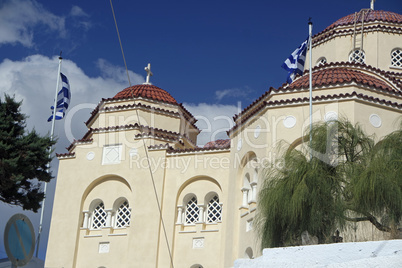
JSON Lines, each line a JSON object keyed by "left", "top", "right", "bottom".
{"left": 35, "top": 55, "right": 63, "bottom": 258}
{"left": 309, "top": 20, "right": 313, "bottom": 160}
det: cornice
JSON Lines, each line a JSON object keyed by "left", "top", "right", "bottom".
{"left": 313, "top": 24, "right": 402, "bottom": 48}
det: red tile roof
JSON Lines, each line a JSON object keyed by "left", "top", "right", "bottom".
{"left": 113, "top": 84, "right": 178, "bottom": 105}
{"left": 56, "top": 152, "right": 75, "bottom": 158}
{"left": 229, "top": 62, "right": 402, "bottom": 135}
{"left": 167, "top": 146, "right": 230, "bottom": 154}
{"left": 203, "top": 139, "right": 231, "bottom": 149}
{"left": 324, "top": 10, "right": 402, "bottom": 31}
{"left": 286, "top": 67, "right": 396, "bottom": 92}
{"left": 234, "top": 62, "right": 401, "bottom": 124}
{"left": 325, "top": 10, "right": 402, "bottom": 31}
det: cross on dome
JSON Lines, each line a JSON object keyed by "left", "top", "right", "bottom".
{"left": 143, "top": 63, "right": 153, "bottom": 85}
{"left": 371, "top": 0, "right": 376, "bottom": 10}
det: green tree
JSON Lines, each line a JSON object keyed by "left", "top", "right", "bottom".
{"left": 345, "top": 123, "right": 402, "bottom": 237}
{"left": 256, "top": 143, "right": 343, "bottom": 248}
{"left": 256, "top": 119, "right": 402, "bottom": 249}
{"left": 0, "top": 95, "right": 55, "bottom": 212}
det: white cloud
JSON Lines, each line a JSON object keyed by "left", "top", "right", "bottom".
{"left": 69, "top": 5, "right": 91, "bottom": 31}
{"left": 0, "top": 54, "right": 145, "bottom": 151}
{"left": 0, "top": 0, "right": 92, "bottom": 47}
{"left": 0, "top": 0, "right": 66, "bottom": 47}
{"left": 184, "top": 103, "right": 240, "bottom": 146}
{"left": 70, "top": 6, "right": 89, "bottom": 17}
{"left": 215, "top": 87, "right": 250, "bottom": 102}
{"left": 96, "top": 59, "right": 144, "bottom": 86}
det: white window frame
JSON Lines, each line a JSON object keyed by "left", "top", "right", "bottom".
{"left": 206, "top": 195, "right": 222, "bottom": 223}
{"left": 316, "top": 57, "right": 327, "bottom": 66}
{"left": 185, "top": 196, "right": 199, "bottom": 225}
{"left": 115, "top": 200, "right": 131, "bottom": 228}
{"left": 91, "top": 202, "right": 107, "bottom": 230}
{"left": 391, "top": 49, "right": 402, "bottom": 68}
{"left": 349, "top": 49, "right": 365, "bottom": 64}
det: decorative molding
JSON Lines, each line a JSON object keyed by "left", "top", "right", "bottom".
{"left": 192, "top": 237, "right": 205, "bottom": 249}
{"left": 283, "top": 116, "right": 297, "bottom": 128}
{"left": 369, "top": 114, "right": 382, "bottom": 128}
{"left": 86, "top": 151, "right": 95, "bottom": 161}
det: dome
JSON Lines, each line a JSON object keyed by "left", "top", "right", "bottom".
{"left": 324, "top": 10, "right": 402, "bottom": 31}
{"left": 112, "top": 84, "right": 178, "bottom": 105}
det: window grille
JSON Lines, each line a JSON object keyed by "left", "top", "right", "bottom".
{"left": 185, "top": 197, "right": 199, "bottom": 224}
{"left": 316, "top": 57, "right": 327, "bottom": 66}
{"left": 92, "top": 202, "right": 107, "bottom": 229}
{"left": 116, "top": 201, "right": 131, "bottom": 227}
{"left": 349, "top": 50, "right": 365, "bottom": 64}
{"left": 391, "top": 49, "right": 402, "bottom": 67}
{"left": 207, "top": 195, "right": 222, "bottom": 223}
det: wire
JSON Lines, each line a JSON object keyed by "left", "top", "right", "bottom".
{"left": 109, "top": 0, "right": 131, "bottom": 87}
{"left": 109, "top": 1, "right": 175, "bottom": 267}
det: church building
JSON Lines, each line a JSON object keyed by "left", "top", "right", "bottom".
{"left": 45, "top": 6, "right": 402, "bottom": 268}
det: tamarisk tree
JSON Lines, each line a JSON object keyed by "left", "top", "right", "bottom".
{"left": 256, "top": 119, "right": 402, "bottom": 248}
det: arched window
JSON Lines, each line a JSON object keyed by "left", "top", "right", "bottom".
{"left": 391, "top": 49, "right": 402, "bottom": 67}
{"left": 116, "top": 201, "right": 131, "bottom": 227}
{"left": 206, "top": 195, "right": 222, "bottom": 223}
{"left": 92, "top": 202, "right": 107, "bottom": 229}
{"left": 190, "top": 265, "right": 203, "bottom": 268}
{"left": 316, "top": 57, "right": 327, "bottom": 66}
{"left": 349, "top": 49, "right": 365, "bottom": 64}
{"left": 185, "top": 196, "right": 199, "bottom": 224}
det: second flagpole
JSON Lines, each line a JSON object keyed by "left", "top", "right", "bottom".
{"left": 35, "top": 55, "right": 63, "bottom": 258}
{"left": 309, "top": 20, "right": 313, "bottom": 160}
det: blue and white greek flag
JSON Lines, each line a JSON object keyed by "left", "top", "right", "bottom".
{"left": 282, "top": 36, "right": 309, "bottom": 84}
{"left": 47, "top": 73, "right": 71, "bottom": 122}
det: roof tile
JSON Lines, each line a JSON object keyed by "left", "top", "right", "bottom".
{"left": 113, "top": 84, "right": 178, "bottom": 105}
{"left": 203, "top": 139, "right": 231, "bottom": 149}
{"left": 325, "top": 10, "right": 402, "bottom": 31}
{"left": 287, "top": 67, "right": 395, "bottom": 92}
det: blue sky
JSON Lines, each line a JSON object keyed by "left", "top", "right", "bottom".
{"left": 0, "top": 0, "right": 401, "bottom": 261}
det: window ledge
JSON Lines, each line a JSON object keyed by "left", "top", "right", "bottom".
{"left": 179, "top": 230, "right": 197, "bottom": 234}
{"left": 108, "top": 233, "right": 127, "bottom": 237}
{"left": 250, "top": 207, "right": 257, "bottom": 213}
{"left": 389, "top": 65, "right": 402, "bottom": 70}
{"left": 201, "top": 229, "right": 219, "bottom": 233}
{"left": 240, "top": 211, "right": 250, "bottom": 218}
{"left": 84, "top": 234, "right": 102, "bottom": 238}
{"left": 113, "top": 226, "right": 129, "bottom": 230}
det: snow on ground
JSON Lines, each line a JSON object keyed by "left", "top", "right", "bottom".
{"left": 234, "top": 240, "right": 402, "bottom": 268}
